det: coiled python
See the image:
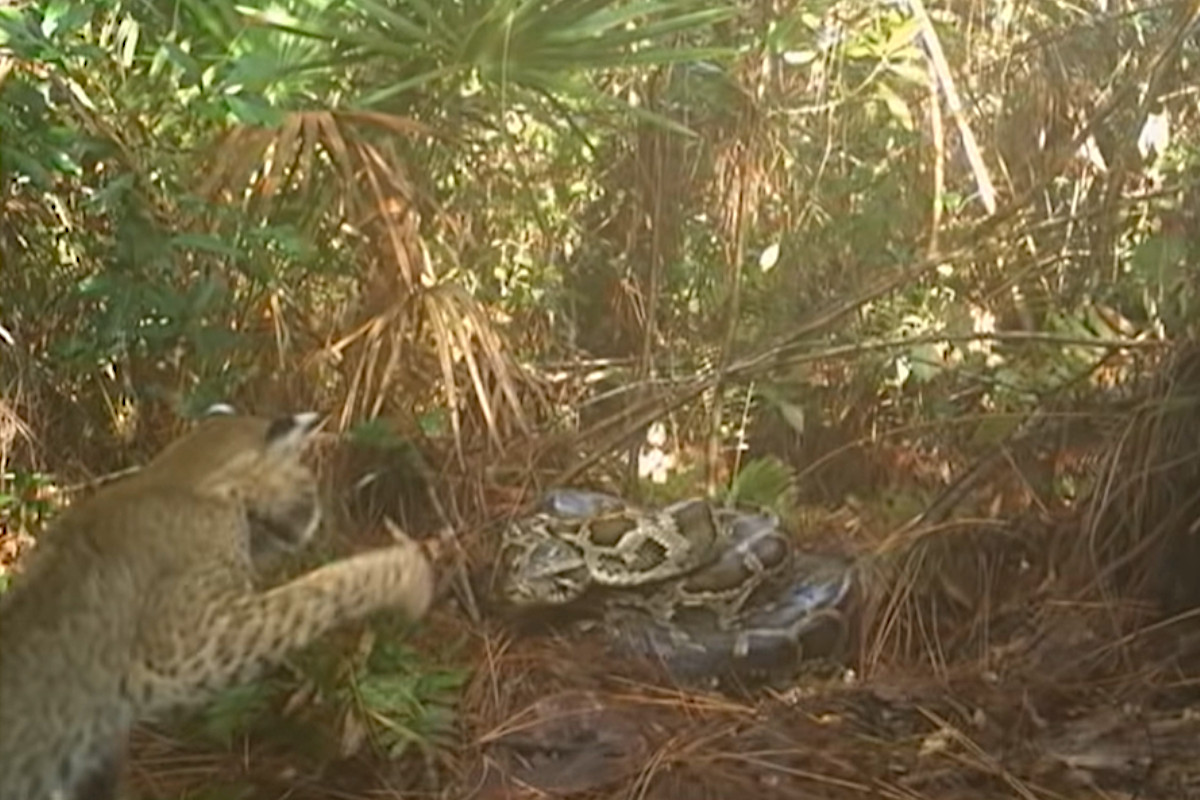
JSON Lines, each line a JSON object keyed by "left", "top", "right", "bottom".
{"left": 495, "top": 488, "right": 855, "bottom": 685}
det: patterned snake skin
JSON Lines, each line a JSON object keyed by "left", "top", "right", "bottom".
{"left": 495, "top": 488, "right": 856, "bottom": 685}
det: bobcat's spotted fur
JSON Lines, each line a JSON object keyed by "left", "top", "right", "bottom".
{"left": 0, "top": 409, "right": 435, "bottom": 800}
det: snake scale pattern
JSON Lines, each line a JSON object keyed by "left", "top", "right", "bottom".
{"left": 495, "top": 488, "right": 856, "bottom": 685}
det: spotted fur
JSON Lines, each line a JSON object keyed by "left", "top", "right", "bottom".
{"left": 0, "top": 411, "right": 435, "bottom": 800}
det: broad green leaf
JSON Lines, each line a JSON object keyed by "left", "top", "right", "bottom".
{"left": 1130, "top": 233, "right": 1187, "bottom": 285}
{"left": 200, "top": 681, "right": 277, "bottom": 746}
{"left": 356, "top": 65, "right": 460, "bottom": 106}
{"left": 907, "top": 341, "right": 945, "bottom": 382}
{"left": 882, "top": 17, "right": 921, "bottom": 56}
{"left": 1, "top": 147, "right": 57, "bottom": 187}
{"left": 777, "top": 399, "right": 806, "bottom": 434}
{"left": 874, "top": 81, "right": 913, "bottom": 131}
{"left": 727, "top": 456, "right": 797, "bottom": 514}
{"left": 85, "top": 173, "right": 136, "bottom": 208}
{"left": 327, "top": 0, "right": 436, "bottom": 43}
{"left": 41, "top": 0, "right": 72, "bottom": 37}
{"left": 547, "top": 1, "right": 684, "bottom": 40}
{"left": 223, "top": 95, "right": 286, "bottom": 126}
{"left": 887, "top": 59, "right": 929, "bottom": 87}
{"left": 547, "top": 5, "right": 736, "bottom": 47}
{"left": 347, "top": 417, "right": 409, "bottom": 449}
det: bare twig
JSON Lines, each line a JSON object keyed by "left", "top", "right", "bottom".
{"left": 905, "top": 0, "right": 998, "bottom": 214}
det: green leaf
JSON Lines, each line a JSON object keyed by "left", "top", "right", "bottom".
{"left": 544, "top": 1, "right": 684, "bottom": 40}
{"left": 887, "top": 59, "right": 929, "bottom": 87}
{"left": 548, "top": 6, "right": 737, "bottom": 48}
{"left": 356, "top": 65, "right": 460, "bottom": 107}
{"left": 727, "top": 456, "right": 797, "bottom": 514}
{"left": 396, "top": 0, "right": 459, "bottom": 42}
{"left": 223, "top": 95, "right": 286, "bottom": 126}
{"left": 555, "top": 77, "right": 699, "bottom": 137}
{"left": 907, "top": 341, "right": 944, "bottom": 382}
{"left": 199, "top": 681, "right": 277, "bottom": 746}
{"left": 417, "top": 407, "right": 449, "bottom": 436}
{"left": 85, "top": 173, "right": 136, "bottom": 209}
{"left": 347, "top": 418, "right": 409, "bottom": 449}
{"left": 882, "top": 17, "right": 921, "bottom": 57}
{"left": 1130, "top": 232, "right": 1187, "bottom": 285}
{"left": 874, "top": 82, "right": 914, "bottom": 131}
{"left": 41, "top": 0, "right": 73, "bottom": 37}
{"left": 170, "top": 233, "right": 243, "bottom": 259}
{"left": 1, "top": 146, "right": 57, "bottom": 187}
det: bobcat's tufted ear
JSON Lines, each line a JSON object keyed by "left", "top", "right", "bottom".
{"left": 202, "top": 402, "right": 238, "bottom": 417}
{"left": 265, "top": 412, "right": 323, "bottom": 452}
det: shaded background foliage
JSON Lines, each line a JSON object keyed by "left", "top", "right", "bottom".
{"left": 4, "top": 0, "right": 1200, "bottom": 796}
{"left": 5, "top": 0, "right": 1196, "bottom": 484}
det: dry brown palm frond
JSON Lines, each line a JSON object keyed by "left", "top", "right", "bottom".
{"left": 423, "top": 284, "right": 521, "bottom": 455}
{"left": 322, "top": 280, "right": 538, "bottom": 461}
{"left": 708, "top": 58, "right": 773, "bottom": 254}
{"left": 200, "top": 109, "right": 434, "bottom": 298}
{"left": 0, "top": 344, "right": 40, "bottom": 471}
{"left": 0, "top": 394, "right": 33, "bottom": 465}
{"left": 198, "top": 109, "right": 542, "bottom": 452}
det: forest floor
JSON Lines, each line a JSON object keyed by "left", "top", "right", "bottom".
{"left": 9, "top": 352, "right": 1200, "bottom": 800}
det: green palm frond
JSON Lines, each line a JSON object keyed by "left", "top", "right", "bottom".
{"left": 236, "top": 0, "right": 737, "bottom": 130}
{"left": 725, "top": 455, "right": 798, "bottom": 516}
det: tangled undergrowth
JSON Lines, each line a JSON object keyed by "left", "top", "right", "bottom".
{"left": 445, "top": 340, "right": 1200, "bottom": 799}
{"left": 7, "top": 344, "right": 1200, "bottom": 800}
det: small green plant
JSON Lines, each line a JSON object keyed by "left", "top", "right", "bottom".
{"left": 196, "top": 679, "right": 282, "bottom": 747}
{"left": 724, "top": 456, "right": 799, "bottom": 518}
{"left": 342, "top": 637, "right": 466, "bottom": 759}
{"left": 1, "top": 470, "right": 62, "bottom": 596}
{"left": 0, "top": 469, "right": 57, "bottom": 532}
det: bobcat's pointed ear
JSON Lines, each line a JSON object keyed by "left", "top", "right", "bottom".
{"left": 202, "top": 403, "right": 238, "bottom": 417}
{"left": 265, "top": 412, "right": 324, "bottom": 452}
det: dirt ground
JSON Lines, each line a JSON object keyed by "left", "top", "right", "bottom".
{"left": 17, "top": 350, "right": 1200, "bottom": 800}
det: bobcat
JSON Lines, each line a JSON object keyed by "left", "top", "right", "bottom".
{"left": 0, "top": 408, "right": 436, "bottom": 800}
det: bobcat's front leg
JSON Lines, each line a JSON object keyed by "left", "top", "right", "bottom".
{"left": 134, "top": 541, "right": 435, "bottom": 716}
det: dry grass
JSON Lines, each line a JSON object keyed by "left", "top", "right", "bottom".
{"left": 10, "top": 341, "right": 1200, "bottom": 799}
{"left": 437, "top": 341, "right": 1200, "bottom": 800}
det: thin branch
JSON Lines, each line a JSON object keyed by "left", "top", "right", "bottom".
{"left": 906, "top": 0, "right": 998, "bottom": 214}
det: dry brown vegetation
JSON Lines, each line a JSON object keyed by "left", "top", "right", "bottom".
{"left": 6, "top": 0, "right": 1200, "bottom": 797}
{"left": 60, "top": 343, "right": 1200, "bottom": 800}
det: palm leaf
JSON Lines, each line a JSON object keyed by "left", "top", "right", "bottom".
{"left": 235, "top": 0, "right": 737, "bottom": 130}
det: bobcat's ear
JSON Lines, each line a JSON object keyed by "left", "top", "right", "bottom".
{"left": 265, "top": 412, "right": 324, "bottom": 452}
{"left": 202, "top": 402, "right": 238, "bottom": 417}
